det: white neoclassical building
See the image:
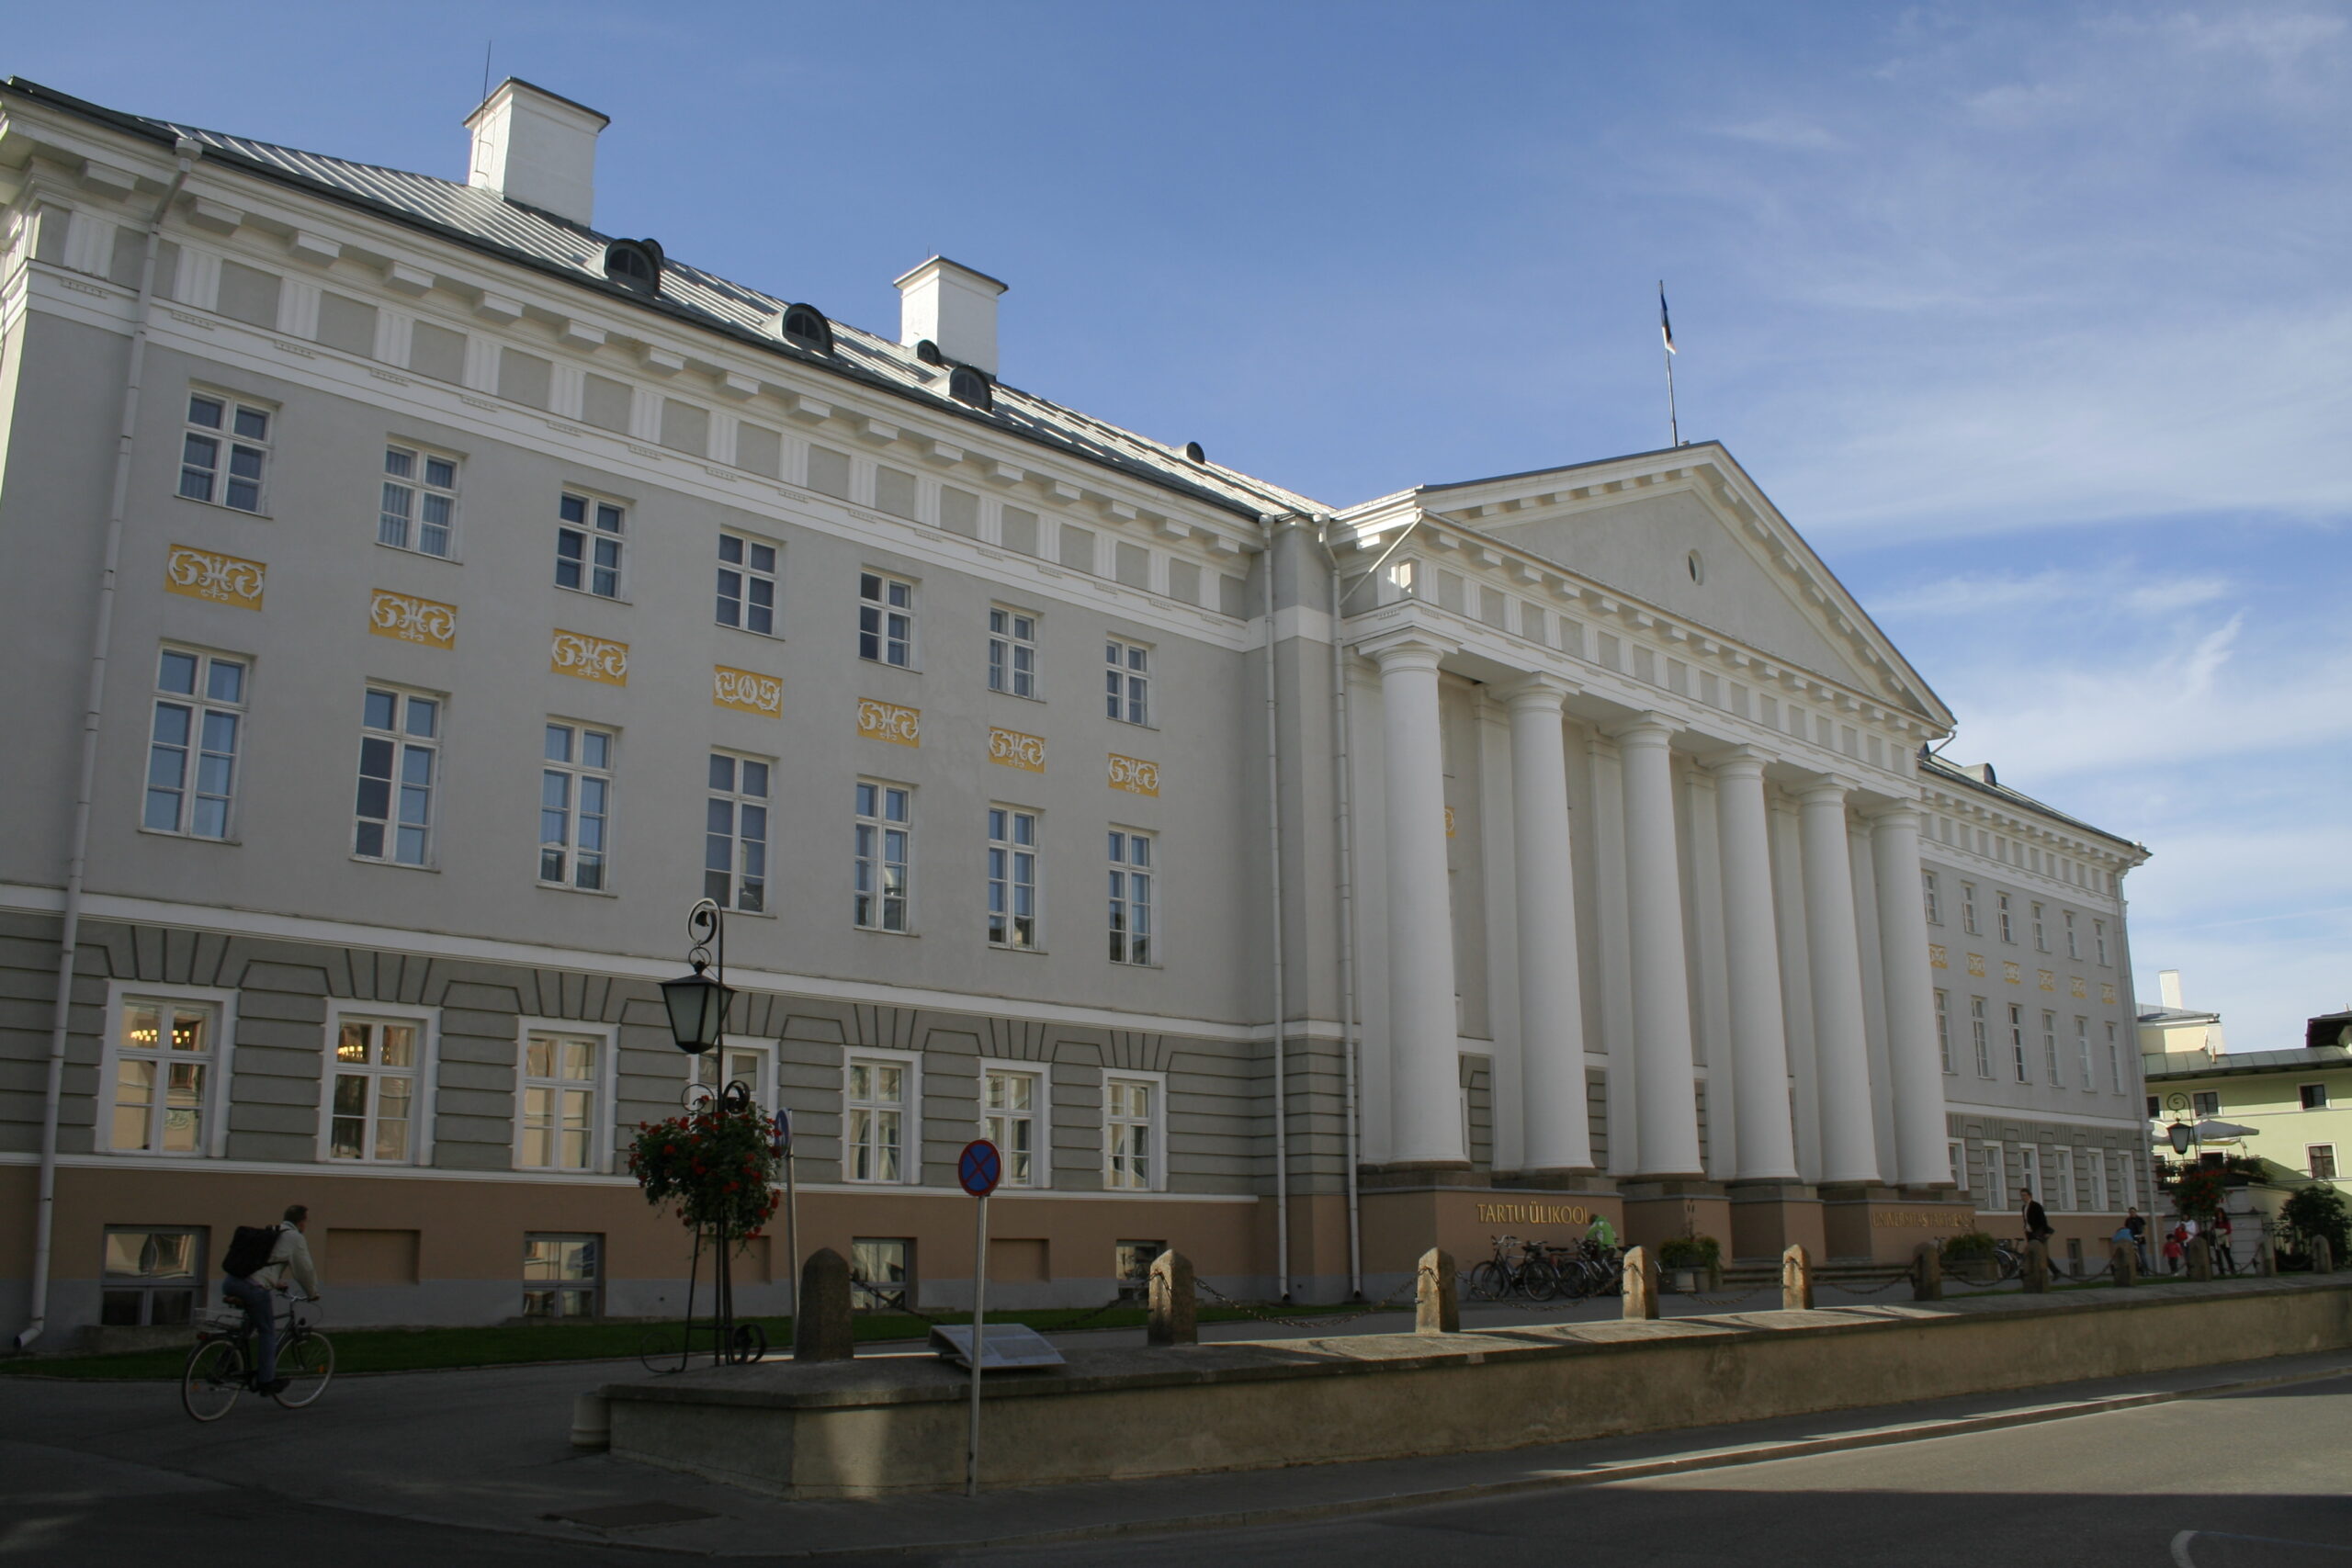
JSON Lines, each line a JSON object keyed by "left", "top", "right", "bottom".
{"left": 0, "top": 76, "right": 2150, "bottom": 1341}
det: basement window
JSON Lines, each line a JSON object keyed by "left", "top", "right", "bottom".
{"left": 602, "top": 239, "right": 662, "bottom": 297}
{"left": 780, "top": 303, "right": 834, "bottom": 355}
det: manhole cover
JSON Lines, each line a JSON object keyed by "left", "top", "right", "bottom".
{"left": 547, "top": 1500, "right": 722, "bottom": 1529}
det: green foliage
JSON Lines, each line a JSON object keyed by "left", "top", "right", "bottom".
{"left": 624, "top": 1102, "right": 782, "bottom": 1238}
{"left": 2282, "top": 1185, "right": 2350, "bottom": 1258}
{"left": 1657, "top": 1235, "right": 1721, "bottom": 1270}
{"left": 1941, "top": 1231, "right": 1998, "bottom": 1260}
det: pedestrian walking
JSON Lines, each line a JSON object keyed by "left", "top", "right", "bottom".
{"left": 2163, "top": 1224, "right": 2186, "bottom": 1274}
{"left": 2213, "top": 1211, "right": 2240, "bottom": 1276}
{"left": 2126, "top": 1207, "right": 2151, "bottom": 1272}
{"left": 2021, "top": 1186, "right": 2057, "bottom": 1273}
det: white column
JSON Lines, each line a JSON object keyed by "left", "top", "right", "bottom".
{"left": 1370, "top": 635, "right": 1466, "bottom": 1167}
{"left": 1708, "top": 749, "right": 1800, "bottom": 1182}
{"left": 1611, "top": 715, "right": 1703, "bottom": 1178}
{"left": 1871, "top": 805, "right": 1951, "bottom": 1188}
{"left": 1505, "top": 678, "right": 1592, "bottom": 1173}
{"left": 1797, "top": 778, "right": 1882, "bottom": 1186}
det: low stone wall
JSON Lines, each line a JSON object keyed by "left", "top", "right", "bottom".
{"left": 603, "top": 1276, "right": 2352, "bottom": 1499}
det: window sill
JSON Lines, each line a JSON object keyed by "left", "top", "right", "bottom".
{"left": 537, "top": 881, "right": 620, "bottom": 898}
{"left": 857, "top": 657, "right": 921, "bottom": 674}
{"left": 718, "top": 624, "right": 786, "bottom": 642}
{"left": 719, "top": 904, "right": 778, "bottom": 919}
{"left": 175, "top": 495, "right": 274, "bottom": 521}
{"left": 554, "top": 584, "right": 632, "bottom": 606}
{"left": 1106, "top": 717, "right": 1161, "bottom": 733}
{"left": 854, "top": 925, "right": 920, "bottom": 938}
{"left": 137, "top": 826, "right": 242, "bottom": 846}
{"left": 987, "top": 688, "right": 1047, "bottom": 705}
{"left": 989, "top": 943, "right": 1048, "bottom": 956}
{"left": 351, "top": 855, "right": 439, "bottom": 873}
{"left": 377, "top": 541, "right": 464, "bottom": 566}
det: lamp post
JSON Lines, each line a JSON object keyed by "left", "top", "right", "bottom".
{"left": 659, "top": 898, "right": 751, "bottom": 1364}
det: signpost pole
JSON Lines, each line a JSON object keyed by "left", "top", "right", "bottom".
{"left": 778, "top": 1110, "right": 800, "bottom": 1325}
{"left": 967, "top": 1189, "right": 988, "bottom": 1497}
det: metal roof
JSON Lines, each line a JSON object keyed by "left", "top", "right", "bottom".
{"left": 2144, "top": 1045, "right": 2352, "bottom": 1081}
{"left": 1918, "top": 751, "right": 2147, "bottom": 854}
{"left": 3, "top": 77, "right": 1329, "bottom": 527}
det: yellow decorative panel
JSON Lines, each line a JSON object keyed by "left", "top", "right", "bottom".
{"left": 2037, "top": 969, "right": 2056, "bottom": 992}
{"left": 550, "top": 629, "right": 628, "bottom": 685}
{"left": 1107, "top": 752, "right": 1160, "bottom": 796}
{"left": 857, "top": 698, "right": 921, "bottom": 747}
{"left": 2071, "top": 976, "right": 2088, "bottom": 998}
{"left": 164, "top": 545, "right": 266, "bottom": 610}
{"left": 1966, "top": 953, "right": 1987, "bottom": 977}
{"left": 368, "top": 589, "right": 456, "bottom": 649}
{"left": 2101, "top": 982, "right": 2118, "bottom": 1004}
{"left": 1928, "top": 943, "right": 1948, "bottom": 970}
{"left": 989, "top": 728, "right": 1045, "bottom": 773}
{"left": 713, "top": 665, "right": 781, "bottom": 716}
{"left": 1444, "top": 807, "right": 1458, "bottom": 838}
{"left": 2002, "top": 961, "right": 2022, "bottom": 986}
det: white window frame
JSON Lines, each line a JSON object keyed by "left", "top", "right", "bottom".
{"left": 2008, "top": 1004, "right": 2029, "bottom": 1082}
{"left": 2309, "top": 1144, "right": 2339, "bottom": 1181}
{"left": 1997, "top": 892, "right": 2015, "bottom": 944}
{"left": 2107, "top": 1022, "right": 2123, "bottom": 1092}
{"left": 2094, "top": 919, "right": 2109, "bottom": 965}
{"left": 843, "top": 1048, "right": 921, "bottom": 1185}
{"left": 1103, "top": 1069, "right": 1167, "bottom": 1192}
{"left": 2064, "top": 910, "right": 2079, "bottom": 959}
{"left": 2018, "top": 1145, "right": 2041, "bottom": 1207}
{"left": 1971, "top": 997, "right": 1992, "bottom": 1078}
{"left": 987, "top": 806, "right": 1040, "bottom": 950}
{"left": 2300, "top": 1082, "right": 2331, "bottom": 1111}
{"left": 144, "top": 646, "right": 248, "bottom": 840}
{"left": 2031, "top": 902, "right": 2048, "bottom": 952}
{"left": 690, "top": 1036, "right": 779, "bottom": 1118}
{"left": 98, "top": 981, "right": 238, "bottom": 1159}
{"left": 179, "top": 389, "right": 272, "bottom": 513}
{"left": 717, "top": 533, "right": 779, "bottom": 637}
{"left": 540, "top": 721, "right": 616, "bottom": 892}
{"left": 1961, "top": 882, "right": 1979, "bottom": 935}
{"left": 1921, "top": 871, "right": 1941, "bottom": 926}
{"left": 2075, "top": 1016, "right": 2094, "bottom": 1091}
{"left": 2052, "top": 1146, "right": 2075, "bottom": 1212}
{"left": 320, "top": 1002, "right": 437, "bottom": 1166}
{"left": 2115, "top": 1151, "right": 2136, "bottom": 1211}
{"left": 1104, "top": 637, "right": 1151, "bottom": 726}
{"left": 2089, "top": 1148, "right": 2110, "bottom": 1212}
{"left": 556, "top": 491, "right": 627, "bottom": 599}
{"left": 1948, "top": 1138, "right": 1968, "bottom": 1191}
{"left": 982, "top": 1065, "right": 1046, "bottom": 1189}
{"left": 514, "top": 1021, "right": 617, "bottom": 1175}
{"left": 854, "top": 780, "right": 913, "bottom": 932}
{"left": 1934, "top": 989, "right": 1952, "bottom": 1074}
{"left": 2041, "top": 1010, "right": 2061, "bottom": 1086}
{"left": 858, "top": 570, "right": 916, "bottom": 667}
{"left": 1981, "top": 1141, "right": 2007, "bottom": 1209}
{"left": 354, "top": 683, "right": 442, "bottom": 867}
{"left": 705, "top": 751, "right": 773, "bottom": 913}
{"left": 379, "top": 443, "right": 459, "bottom": 558}
{"left": 988, "top": 606, "right": 1039, "bottom": 698}
{"left": 1108, "top": 828, "right": 1157, "bottom": 966}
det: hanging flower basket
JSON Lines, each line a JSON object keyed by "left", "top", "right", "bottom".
{"left": 625, "top": 1102, "right": 782, "bottom": 1242}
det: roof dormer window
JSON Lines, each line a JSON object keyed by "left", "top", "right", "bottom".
{"left": 948, "top": 366, "right": 993, "bottom": 412}
{"left": 780, "top": 304, "right": 834, "bottom": 355}
{"left": 603, "top": 239, "right": 663, "bottom": 297}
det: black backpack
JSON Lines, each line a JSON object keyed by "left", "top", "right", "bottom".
{"left": 221, "top": 1224, "right": 281, "bottom": 1280}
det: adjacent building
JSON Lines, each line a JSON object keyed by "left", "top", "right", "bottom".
{"left": 0, "top": 75, "right": 2152, "bottom": 1343}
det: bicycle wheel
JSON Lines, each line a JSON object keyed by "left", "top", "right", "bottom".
{"left": 1466, "top": 1261, "right": 1507, "bottom": 1303}
{"left": 729, "top": 1323, "right": 768, "bottom": 1365}
{"left": 1553, "top": 1259, "right": 1594, "bottom": 1302}
{"left": 1521, "top": 1258, "right": 1562, "bottom": 1302}
{"left": 181, "top": 1338, "right": 244, "bottom": 1423}
{"left": 272, "top": 1332, "right": 334, "bottom": 1408}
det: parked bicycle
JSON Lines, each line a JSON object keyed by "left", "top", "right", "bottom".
{"left": 1466, "top": 1235, "right": 1564, "bottom": 1302}
{"left": 181, "top": 1290, "right": 334, "bottom": 1422}
{"left": 1548, "top": 1239, "right": 1626, "bottom": 1300}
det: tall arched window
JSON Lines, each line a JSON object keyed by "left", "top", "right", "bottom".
{"left": 602, "top": 239, "right": 663, "bottom": 297}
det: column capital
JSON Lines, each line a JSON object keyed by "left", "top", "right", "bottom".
{"left": 1496, "top": 672, "right": 1577, "bottom": 713}
{"left": 1701, "top": 743, "right": 1771, "bottom": 779}
{"left": 1355, "top": 628, "right": 1458, "bottom": 672}
{"left": 1865, "top": 801, "right": 1926, "bottom": 831}
{"left": 1794, "top": 773, "right": 1861, "bottom": 807}
{"left": 1603, "top": 710, "right": 1679, "bottom": 748}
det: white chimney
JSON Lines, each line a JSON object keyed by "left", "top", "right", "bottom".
{"left": 894, "top": 256, "right": 1007, "bottom": 377}
{"left": 2159, "top": 969, "right": 2185, "bottom": 1010}
{"left": 465, "top": 78, "right": 608, "bottom": 227}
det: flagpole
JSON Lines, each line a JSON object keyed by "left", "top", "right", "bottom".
{"left": 1658, "top": 279, "right": 1679, "bottom": 447}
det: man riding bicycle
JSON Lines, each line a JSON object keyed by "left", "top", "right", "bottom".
{"left": 221, "top": 1203, "right": 322, "bottom": 1395}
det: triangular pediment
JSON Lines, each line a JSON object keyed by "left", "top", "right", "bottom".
{"left": 1419, "top": 446, "right": 1948, "bottom": 722}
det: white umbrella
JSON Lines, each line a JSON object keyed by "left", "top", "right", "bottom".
{"left": 2191, "top": 1120, "right": 2260, "bottom": 1140}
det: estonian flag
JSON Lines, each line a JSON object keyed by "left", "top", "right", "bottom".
{"left": 1658, "top": 282, "right": 1676, "bottom": 355}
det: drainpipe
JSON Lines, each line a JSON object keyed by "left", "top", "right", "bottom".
{"left": 1260, "top": 515, "right": 1292, "bottom": 1301}
{"left": 16, "top": 138, "right": 203, "bottom": 1350}
{"left": 1316, "top": 523, "right": 1365, "bottom": 1297}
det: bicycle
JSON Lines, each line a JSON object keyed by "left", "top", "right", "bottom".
{"left": 181, "top": 1290, "right": 334, "bottom": 1422}
{"left": 1466, "top": 1235, "right": 1563, "bottom": 1302}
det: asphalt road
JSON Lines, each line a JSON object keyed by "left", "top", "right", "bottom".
{"left": 6, "top": 1355, "right": 2347, "bottom": 1566}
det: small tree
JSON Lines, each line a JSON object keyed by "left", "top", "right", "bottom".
{"left": 2281, "top": 1184, "right": 2350, "bottom": 1260}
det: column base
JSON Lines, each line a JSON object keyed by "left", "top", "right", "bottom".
{"left": 1724, "top": 1179, "right": 1826, "bottom": 1265}
{"left": 1356, "top": 1161, "right": 1481, "bottom": 1190}
{"left": 1616, "top": 1178, "right": 1730, "bottom": 1254}
{"left": 1818, "top": 1183, "right": 1978, "bottom": 1261}
{"left": 1495, "top": 1168, "right": 1613, "bottom": 1192}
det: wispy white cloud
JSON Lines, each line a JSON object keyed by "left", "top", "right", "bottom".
{"left": 1713, "top": 116, "right": 1843, "bottom": 151}
{"left": 1878, "top": 565, "right": 2234, "bottom": 619}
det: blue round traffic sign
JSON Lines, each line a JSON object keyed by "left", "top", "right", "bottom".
{"left": 958, "top": 1139, "right": 1002, "bottom": 1198}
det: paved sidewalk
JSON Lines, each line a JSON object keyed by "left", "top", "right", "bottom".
{"left": 6, "top": 1306, "right": 2345, "bottom": 1560}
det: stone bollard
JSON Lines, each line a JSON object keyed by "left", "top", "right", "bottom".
{"left": 2315, "top": 1235, "right": 2336, "bottom": 1275}
{"left": 1147, "top": 1249, "right": 1197, "bottom": 1347}
{"left": 1623, "top": 1246, "right": 1660, "bottom": 1321}
{"left": 1781, "top": 1243, "right": 1815, "bottom": 1311}
{"left": 570, "top": 1391, "right": 611, "bottom": 1450}
{"left": 2109, "top": 1242, "right": 2138, "bottom": 1288}
{"left": 2186, "top": 1237, "right": 2212, "bottom": 1282}
{"left": 2256, "top": 1235, "right": 2277, "bottom": 1277}
{"left": 793, "top": 1247, "right": 855, "bottom": 1362}
{"left": 1416, "top": 1248, "right": 1458, "bottom": 1335}
{"left": 2020, "top": 1240, "right": 2050, "bottom": 1294}
{"left": 1913, "top": 1242, "right": 1943, "bottom": 1301}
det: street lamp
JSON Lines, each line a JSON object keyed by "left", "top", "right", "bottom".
{"left": 661, "top": 898, "right": 732, "bottom": 1055}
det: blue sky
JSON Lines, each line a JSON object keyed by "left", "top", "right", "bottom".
{"left": 13, "top": 3, "right": 2347, "bottom": 1050}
